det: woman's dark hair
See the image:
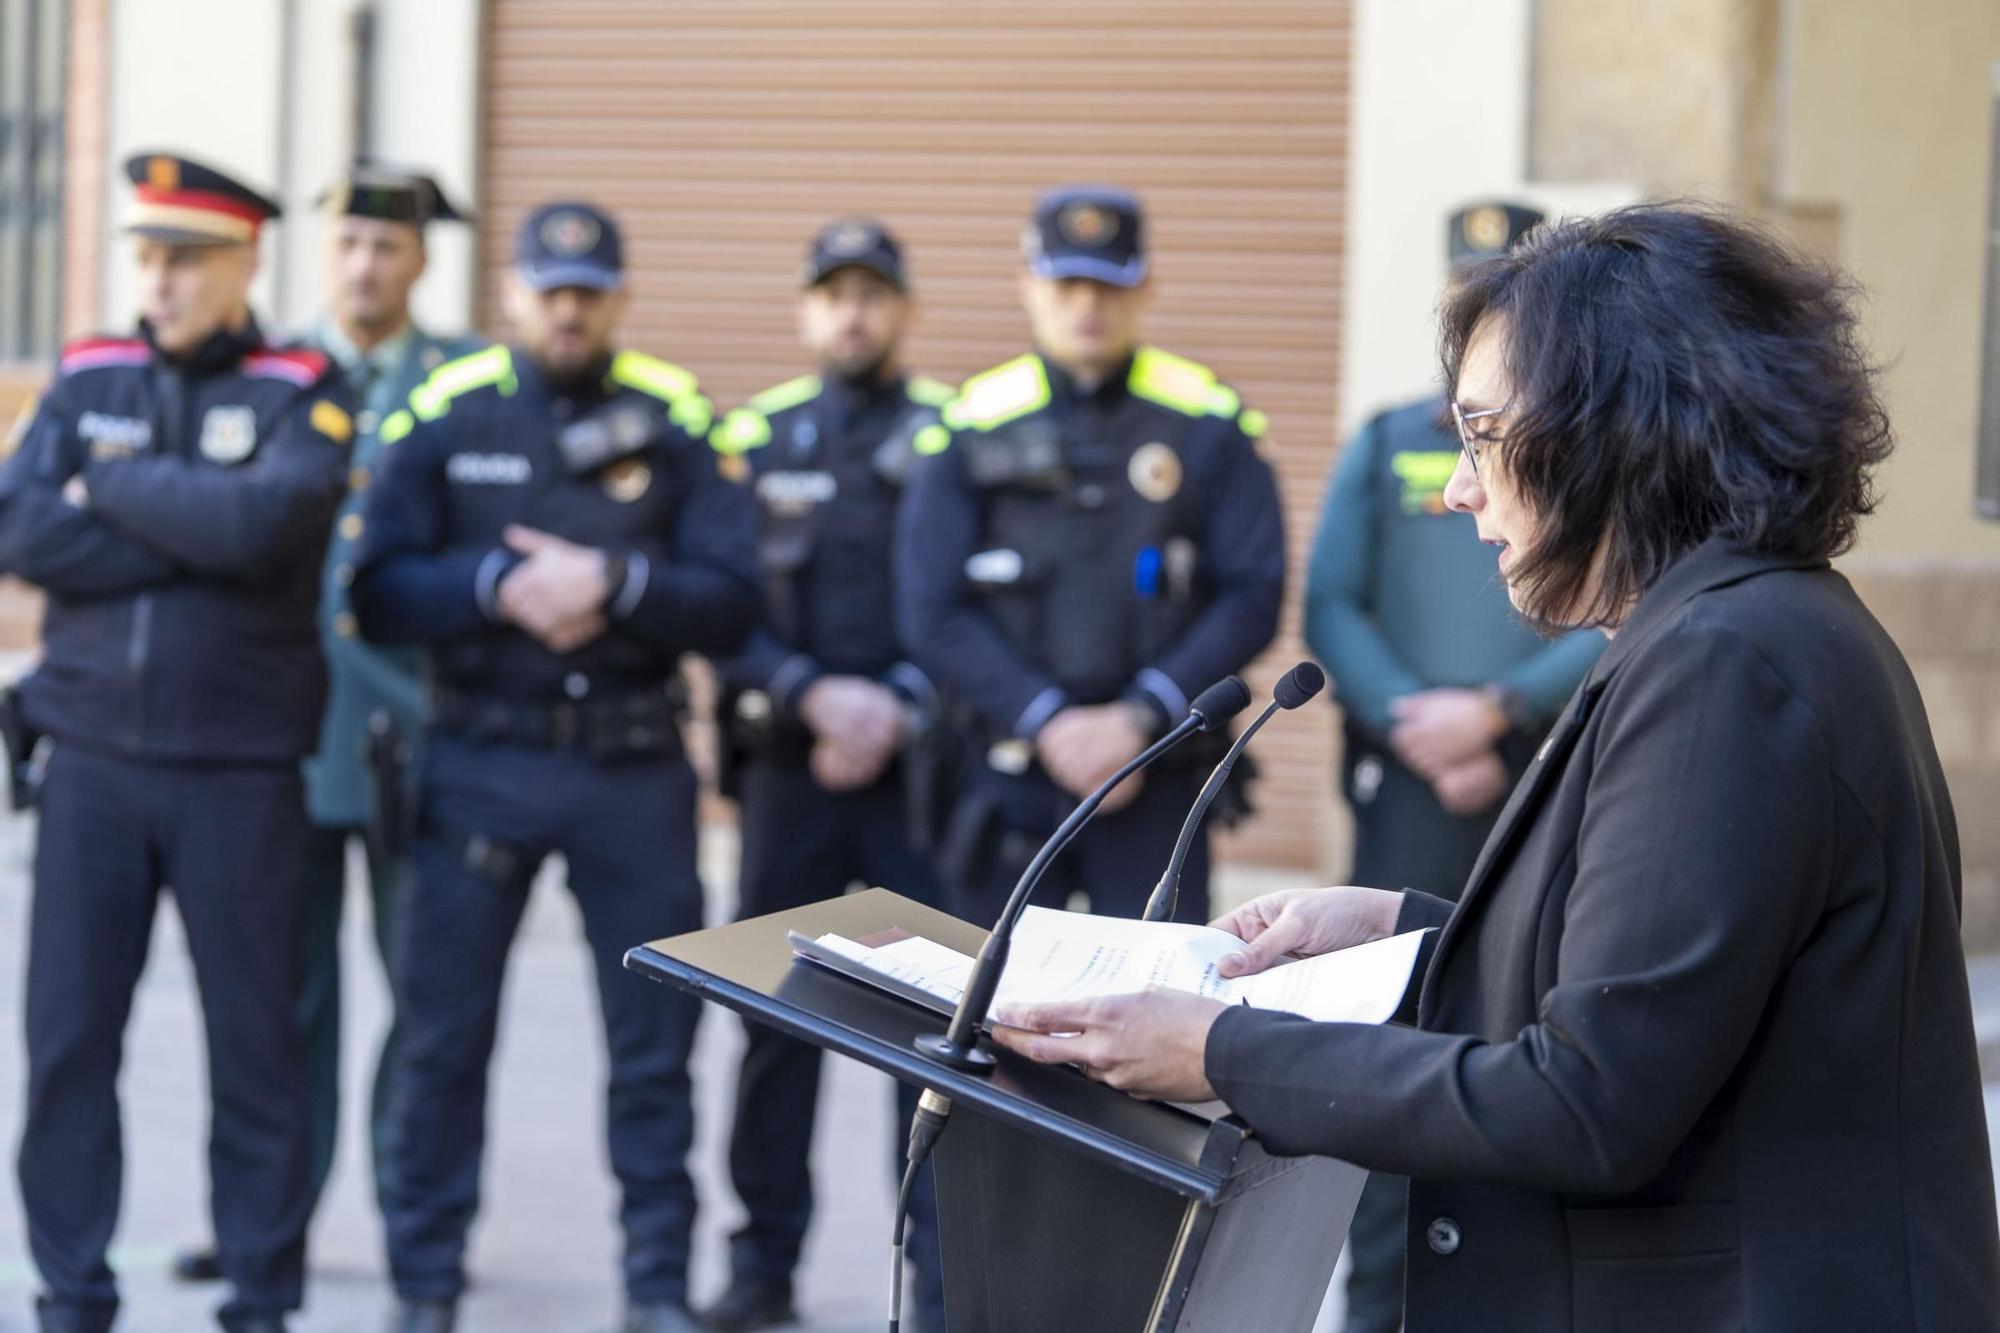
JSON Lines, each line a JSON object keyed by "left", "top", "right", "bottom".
{"left": 1440, "top": 202, "right": 1892, "bottom": 630}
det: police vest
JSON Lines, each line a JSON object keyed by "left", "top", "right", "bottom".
{"left": 934, "top": 349, "right": 1263, "bottom": 705}
{"left": 713, "top": 373, "right": 951, "bottom": 672}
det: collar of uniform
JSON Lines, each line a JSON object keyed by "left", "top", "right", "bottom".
{"left": 1584, "top": 537, "right": 1831, "bottom": 688}
{"left": 1042, "top": 349, "right": 1136, "bottom": 408}
{"left": 140, "top": 313, "right": 265, "bottom": 375}
{"left": 508, "top": 345, "right": 617, "bottom": 407}
{"left": 314, "top": 315, "right": 422, "bottom": 386}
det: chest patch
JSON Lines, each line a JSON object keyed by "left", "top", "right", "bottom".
{"left": 1391, "top": 449, "right": 1459, "bottom": 515}
{"left": 77, "top": 410, "right": 152, "bottom": 458}
{"left": 602, "top": 457, "right": 652, "bottom": 502}
{"left": 756, "top": 469, "right": 837, "bottom": 516}
{"left": 446, "top": 452, "right": 533, "bottom": 486}
{"left": 1127, "top": 441, "right": 1182, "bottom": 503}
{"left": 199, "top": 405, "right": 258, "bottom": 464}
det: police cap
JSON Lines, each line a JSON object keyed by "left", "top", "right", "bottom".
{"left": 515, "top": 200, "right": 624, "bottom": 291}
{"left": 320, "top": 163, "right": 469, "bottom": 228}
{"left": 123, "top": 152, "right": 281, "bottom": 246}
{"left": 802, "top": 217, "right": 906, "bottom": 292}
{"left": 1022, "top": 184, "right": 1147, "bottom": 287}
{"left": 1447, "top": 201, "right": 1544, "bottom": 268}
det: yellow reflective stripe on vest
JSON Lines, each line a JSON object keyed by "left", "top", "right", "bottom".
{"left": 1239, "top": 407, "right": 1269, "bottom": 439}
{"left": 608, "top": 350, "right": 699, "bottom": 404}
{"left": 712, "top": 408, "right": 772, "bottom": 455}
{"left": 1128, "top": 347, "right": 1219, "bottom": 415}
{"left": 408, "top": 345, "right": 515, "bottom": 422}
{"left": 1391, "top": 450, "right": 1460, "bottom": 493}
{"left": 379, "top": 408, "right": 415, "bottom": 444}
{"left": 747, "top": 374, "right": 822, "bottom": 416}
{"left": 913, "top": 423, "right": 951, "bottom": 455}
{"left": 907, "top": 375, "right": 956, "bottom": 408}
{"left": 945, "top": 355, "right": 1050, "bottom": 431}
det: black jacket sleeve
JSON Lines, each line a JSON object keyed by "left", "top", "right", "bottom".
{"left": 1205, "top": 625, "right": 1833, "bottom": 1194}
{"left": 349, "top": 410, "right": 515, "bottom": 646}
{"left": 85, "top": 381, "right": 350, "bottom": 578}
{"left": 0, "top": 378, "right": 182, "bottom": 597}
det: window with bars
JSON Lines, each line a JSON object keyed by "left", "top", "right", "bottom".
{"left": 0, "top": 0, "right": 65, "bottom": 364}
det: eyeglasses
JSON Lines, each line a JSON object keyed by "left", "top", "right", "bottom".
{"left": 1450, "top": 401, "right": 1506, "bottom": 478}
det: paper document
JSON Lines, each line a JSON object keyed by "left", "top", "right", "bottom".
{"left": 802, "top": 905, "right": 1429, "bottom": 1027}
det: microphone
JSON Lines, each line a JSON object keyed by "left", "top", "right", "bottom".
{"left": 914, "top": 674, "right": 1251, "bottom": 1071}
{"left": 1142, "top": 661, "right": 1325, "bottom": 923}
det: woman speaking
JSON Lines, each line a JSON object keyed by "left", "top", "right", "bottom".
{"left": 992, "top": 204, "right": 2000, "bottom": 1331}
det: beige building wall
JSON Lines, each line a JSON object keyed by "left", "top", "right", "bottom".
{"left": 98, "top": 0, "right": 482, "bottom": 338}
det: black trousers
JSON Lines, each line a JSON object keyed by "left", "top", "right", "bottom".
{"left": 727, "top": 760, "right": 946, "bottom": 1320}
{"left": 947, "top": 762, "right": 1211, "bottom": 927}
{"left": 382, "top": 733, "right": 705, "bottom": 1307}
{"left": 17, "top": 745, "right": 313, "bottom": 1329}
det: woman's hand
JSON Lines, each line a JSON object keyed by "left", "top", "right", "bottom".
{"left": 990, "top": 990, "right": 1227, "bottom": 1103}
{"left": 1210, "top": 885, "right": 1405, "bottom": 978}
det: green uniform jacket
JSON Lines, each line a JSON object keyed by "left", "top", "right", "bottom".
{"left": 1305, "top": 395, "right": 1604, "bottom": 897}
{"left": 300, "top": 323, "right": 487, "bottom": 828}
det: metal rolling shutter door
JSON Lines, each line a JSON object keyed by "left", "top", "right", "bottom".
{"left": 481, "top": 1, "right": 1351, "bottom": 871}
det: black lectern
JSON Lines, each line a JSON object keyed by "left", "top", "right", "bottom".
{"left": 626, "top": 889, "right": 1364, "bottom": 1332}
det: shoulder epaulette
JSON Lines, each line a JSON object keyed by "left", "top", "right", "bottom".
{"left": 242, "top": 347, "right": 330, "bottom": 387}
{"left": 407, "top": 345, "right": 516, "bottom": 423}
{"left": 905, "top": 376, "right": 956, "bottom": 409}
{"left": 943, "top": 355, "right": 1050, "bottom": 432}
{"left": 1129, "top": 346, "right": 1265, "bottom": 437}
{"left": 748, "top": 374, "right": 822, "bottom": 417}
{"left": 608, "top": 350, "right": 712, "bottom": 437}
{"left": 58, "top": 337, "right": 149, "bottom": 375}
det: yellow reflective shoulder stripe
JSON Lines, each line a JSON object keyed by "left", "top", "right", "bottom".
{"left": 748, "top": 374, "right": 822, "bottom": 416}
{"left": 949, "top": 355, "right": 1049, "bottom": 430}
{"left": 1129, "top": 346, "right": 1218, "bottom": 416}
{"left": 913, "top": 423, "right": 951, "bottom": 455}
{"left": 1391, "top": 450, "right": 1460, "bottom": 492}
{"left": 1239, "top": 407, "right": 1269, "bottom": 439}
{"left": 379, "top": 410, "right": 414, "bottom": 444}
{"left": 906, "top": 375, "right": 956, "bottom": 408}
{"left": 609, "top": 351, "right": 700, "bottom": 404}
{"left": 408, "top": 345, "right": 515, "bottom": 421}
{"left": 712, "top": 408, "right": 772, "bottom": 455}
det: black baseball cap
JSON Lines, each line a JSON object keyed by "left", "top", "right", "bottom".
{"left": 803, "top": 217, "right": 906, "bottom": 291}
{"left": 1447, "top": 201, "right": 1544, "bottom": 268}
{"left": 515, "top": 200, "right": 624, "bottom": 291}
{"left": 320, "top": 163, "right": 469, "bottom": 228}
{"left": 1022, "top": 184, "right": 1147, "bottom": 287}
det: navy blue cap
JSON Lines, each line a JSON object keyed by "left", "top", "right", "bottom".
{"left": 515, "top": 201, "right": 624, "bottom": 290}
{"left": 1022, "top": 184, "right": 1147, "bottom": 287}
{"left": 802, "top": 217, "right": 906, "bottom": 291}
{"left": 1447, "top": 201, "right": 1544, "bottom": 267}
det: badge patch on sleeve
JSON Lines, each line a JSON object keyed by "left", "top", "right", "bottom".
{"left": 199, "top": 405, "right": 259, "bottom": 463}
{"left": 311, "top": 398, "right": 354, "bottom": 444}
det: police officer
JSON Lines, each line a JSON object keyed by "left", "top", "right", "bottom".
{"left": 171, "top": 164, "right": 485, "bottom": 1285}
{"left": 351, "top": 201, "right": 760, "bottom": 1333}
{"left": 0, "top": 153, "right": 353, "bottom": 1333}
{"left": 898, "top": 184, "right": 1284, "bottom": 927}
{"left": 1303, "top": 200, "right": 1605, "bottom": 1333}
{"left": 703, "top": 219, "right": 951, "bottom": 1333}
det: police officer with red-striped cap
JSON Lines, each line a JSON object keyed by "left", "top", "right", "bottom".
{"left": 0, "top": 152, "right": 354, "bottom": 1333}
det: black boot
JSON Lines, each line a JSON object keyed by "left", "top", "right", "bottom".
{"left": 614, "top": 1302, "right": 705, "bottom": 1333}
{"left": 697, "top": 1276, "right": 797, "bottom": 1332}
{"left": 383, "top": 1299, "right": 457, "bottom": 1333}
{"left": 172, "top": 1244, "right": 225, "bottom": 1283}
{"left": 34, "top": 1297, "right": 116, "bottom": 1333}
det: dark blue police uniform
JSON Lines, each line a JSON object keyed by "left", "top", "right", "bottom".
{"left": 897, "top": 188, "right": 1284, "bottom": 929}
{"left": 705, "top": 219, "right": 953, "bottom": 1328}
{"left": 0, "top": 154, "right": 352, "bottom": 1333}
{"left": 351, "top": 206, "right": 760, "bottom": 1321}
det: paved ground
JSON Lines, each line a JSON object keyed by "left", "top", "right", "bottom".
{"left": 0, "top": 795, "right": 1992, "bottom": 1333}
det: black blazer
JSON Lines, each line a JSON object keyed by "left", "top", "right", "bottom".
{"left": 1207, "top": 541, "right": 2000, "bottom": 1332}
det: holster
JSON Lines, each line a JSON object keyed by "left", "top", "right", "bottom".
{"left": 0, "top": 685, "right": 46, "bottom": 811}
{"left": 363, "top": 708, "right": 413, "bottom": 865}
